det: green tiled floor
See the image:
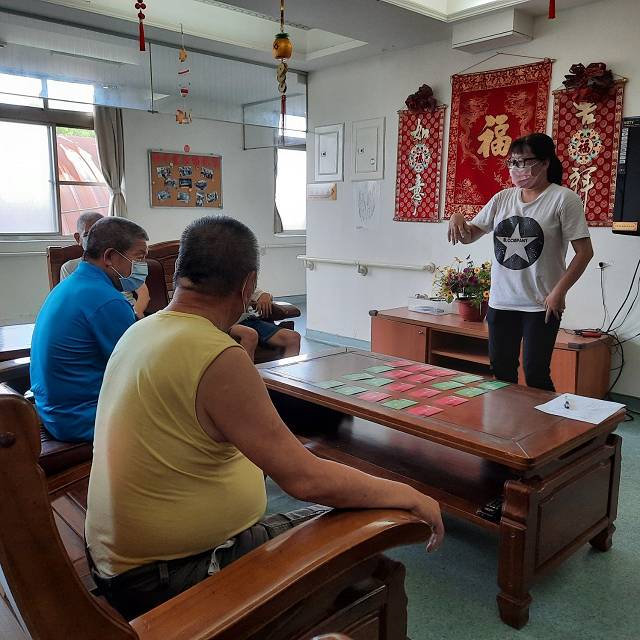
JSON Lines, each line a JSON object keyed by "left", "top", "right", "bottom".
{"left": 266, "top": 415, "right": 640, "bottom": 639}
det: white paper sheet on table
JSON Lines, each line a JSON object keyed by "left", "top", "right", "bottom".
{"left": 535, "top": 393, "right": 626, "bottom": 424}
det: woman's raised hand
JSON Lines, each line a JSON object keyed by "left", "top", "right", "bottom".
{"left": 448, "top": 213, "right": 472, "bottom": 245}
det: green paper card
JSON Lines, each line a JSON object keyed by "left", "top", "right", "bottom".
{"left": 431, "top": 381, "right": 465, "bottom": 390}
{"left": 381, "top": 399, "right": 418, "bottom": 410}
{"left": 478, "top": 380, "right": 511, "bottom": 390}
{"left": 455, "top": 387, "right": 488, "bottom": 398}
{"left": 451, "top": 374, "right": 485, "bottom": 384}
{"left": 343, "top": 372, "right": 375, "bottom": 381}
{"left": 365, "top": 377, "right": 394, "bottom": 387}
{"left": 334, "top": 385, "right": 369, "bottom": 396}
{"left": 314, "top": 380, "right": 344, "bottom": 389}
{"left": 365, "top": 365, "right": 395, "bottom": 373}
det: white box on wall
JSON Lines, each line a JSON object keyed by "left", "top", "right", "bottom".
{"left": 314, "top": 123, "right": 344, "bottom": 182}
{"left": 352, "top": 117, "right": 385, "bottom": 181}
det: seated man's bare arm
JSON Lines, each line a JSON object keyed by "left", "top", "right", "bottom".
{"left": 196, "top": 347, "right": 444, "bottom": 551}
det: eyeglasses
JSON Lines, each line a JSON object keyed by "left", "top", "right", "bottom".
{"left": 505, "top": 157, "right": 539, "bottom": 169}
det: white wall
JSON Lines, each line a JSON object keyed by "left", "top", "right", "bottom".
{"left": 0, "top": 110, "right": 305, "bottom": 325}
{"left": 122, "top": 110, "right": 305, "bottom": 297}
{"left": 306, "top": 0, "right": 640, "bottom": 397}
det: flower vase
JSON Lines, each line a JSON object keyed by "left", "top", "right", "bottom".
{"left": 457, "top": 299, "right": 488, "bottom": 322}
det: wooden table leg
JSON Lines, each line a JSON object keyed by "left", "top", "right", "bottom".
{"left": 496, "top": 433, "right": 622, "bottom": 628}
{"left": 497, "top": 481, "right": 535, "bottom": 629}
{"left": 590, "top": 433, "right": 622, "bottom": 553}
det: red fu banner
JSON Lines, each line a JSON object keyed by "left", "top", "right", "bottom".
{"left": 445, "top": 59, "right": 552, "bottom": 219}
{"left": 552, "top": 81, "right": 625, "bottom": 226}
{"left": 394, "top": 106, "right": 446, "bottom": 222}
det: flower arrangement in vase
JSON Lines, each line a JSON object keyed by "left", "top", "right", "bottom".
{"left": 432, "top": 256, "right": 491, "bottom": 321}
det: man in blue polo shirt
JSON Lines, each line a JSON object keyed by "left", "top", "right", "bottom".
{"left": 30, "top": 217, "right": 149, "bottom": 442}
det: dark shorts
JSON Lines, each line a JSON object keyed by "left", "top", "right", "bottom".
{"left": 239, "top": 317, "right": 283, "bottom": 344}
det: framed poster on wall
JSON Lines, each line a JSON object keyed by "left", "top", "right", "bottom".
{"left": 149, "top": 149, "right": 223, "bottom": 208}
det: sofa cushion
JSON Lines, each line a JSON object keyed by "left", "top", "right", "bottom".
{"left": 39, "top": 428, "right": 92, "bottom": 477}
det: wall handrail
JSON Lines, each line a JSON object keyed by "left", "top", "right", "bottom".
{"left": 297, "top": 255, "right": 436, "bottom": 276}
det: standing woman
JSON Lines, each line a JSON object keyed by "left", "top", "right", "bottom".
{"left": 447, "top": 133, "right": 594, "bottom": 391}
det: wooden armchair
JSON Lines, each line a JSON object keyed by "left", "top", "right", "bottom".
{"left": 46, "top": 244, "right": 83, "bottom": 288}
{"left": 0, "top": 389, "right": 430, "bottom": 640}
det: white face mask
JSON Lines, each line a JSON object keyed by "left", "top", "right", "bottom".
{"left": 509, "top": 161, "right": 544, "bottom": 189}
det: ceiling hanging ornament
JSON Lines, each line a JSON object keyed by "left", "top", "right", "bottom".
{"left": 273, "top": 0, "right": 293, "bottom": 143}
{"left": 548, "top": 0, "right": 556, "bottom": 19}
{"left": 134, "top": 1, "right": 147, "bottom": 50}
{"left": 176, "top": 24, "right": 192, "bottom": 125}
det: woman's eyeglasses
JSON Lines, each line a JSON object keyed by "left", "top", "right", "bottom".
{"left": 505, "top": 157, "right": 539, "bottom": 169}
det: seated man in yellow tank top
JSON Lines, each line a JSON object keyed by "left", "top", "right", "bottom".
{"left": 85, "top": 216, "right": 444, "bottom": 620}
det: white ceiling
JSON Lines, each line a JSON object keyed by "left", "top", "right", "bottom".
{"left": 0, "top": 0, "right": 601, "bottom": 71}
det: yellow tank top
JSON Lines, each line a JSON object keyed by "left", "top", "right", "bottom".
{"left": 85, "top": 310, "right": 267, "bottom": 577}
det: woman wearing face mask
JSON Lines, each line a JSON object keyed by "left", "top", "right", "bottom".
{"left": 447, "top": 133, "right": 594, "bottom": 391}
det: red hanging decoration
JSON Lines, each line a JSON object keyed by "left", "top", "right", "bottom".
{"left": 135, "top": 2, "right": 147, "bottom": 51}
{"left": 548, "top": 0, "right": 556, "bottom": 19}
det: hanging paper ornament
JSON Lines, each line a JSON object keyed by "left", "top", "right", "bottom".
{"left": 134, "top": 2, "right": 147, "bottom": 51}
{"left": 175, "top": 24, "right": 192, "bottom": 126}
{"left": 272, "top": 1, "right": 293, "bottom": 141}
{"left": 549, "top": 0, "right": 556, "bottom": 19}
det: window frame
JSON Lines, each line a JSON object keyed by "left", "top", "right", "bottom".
{"left": 0, "top": 100, "right": 103, "bottom": 240}
{"left": 274, "top": 143, "right": 307, "bottom": 237}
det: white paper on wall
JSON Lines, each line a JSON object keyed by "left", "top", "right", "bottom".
{"left": 353, "top": 180, "right": 381, "bottom": 231}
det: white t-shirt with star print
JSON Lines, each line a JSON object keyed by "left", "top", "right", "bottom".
{"left": 471, "top": 184, "right": 590, "bottom": 312}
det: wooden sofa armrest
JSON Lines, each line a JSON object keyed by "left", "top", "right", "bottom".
{"left": 132, "top": 509, "right": 429, "bottom": 640}
{"left": 263, "top": 301, "right": 301, "bottom": 322}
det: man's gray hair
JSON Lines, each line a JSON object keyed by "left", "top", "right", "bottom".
{"left": 84, "top": 218, "right": 149, "bottom": 259}
{"left": 76, "top": 211, "right": 104, "bottom": 234}
{"left": 175, "top": 216, "right": 259, "bottom": 297}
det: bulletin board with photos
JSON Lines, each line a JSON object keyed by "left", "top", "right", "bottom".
{"left": 149, "top": 150, "right": 223, "bottom": 209}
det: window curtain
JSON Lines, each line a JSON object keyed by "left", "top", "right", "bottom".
{"left": 273, "top": 148, "right": 284, "bottom": 233}
{"left": 94, "top": 106, "right": 127, "bottom": 216}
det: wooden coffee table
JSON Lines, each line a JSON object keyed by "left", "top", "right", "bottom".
{"left": 259, "top": 348, "right": 624, "bottom": 629}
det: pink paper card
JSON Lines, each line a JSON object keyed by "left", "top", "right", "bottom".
{"left": 435, "top": 395, "right": 469, "bottom": 407}
{"left": 385, "top": 382, "right": 416, "bottom": 392}
{"left": 429, "top": 368, "right": 457, "bottom": 377}
{"left": 357, "top": 390, "right": 392, "bottom": 402}
{"left": 406, "top": 405, "right": 443, "bottom": 417}
{"left": 407, "top": 388, "right": 440, "bottom": 399}
{"left": 405, "top": 374, "right": 437, "bottom": 383}
{"left": 387, "top": 359, "right": 415, "bottom": 367}
{"left": 405, "top": 363, "right": 436, "bottom": 372}
{"left": 381, "top": 369, "right": 414, "bottom": 379}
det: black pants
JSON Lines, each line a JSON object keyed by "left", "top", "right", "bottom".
{"left": 486, "top": 307, "right": 560, "bottom": 391}
{"left": 88, "top": 505, "right": 329, "bottom": 621}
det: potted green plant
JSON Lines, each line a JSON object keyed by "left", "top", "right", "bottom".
{"left": 432, "top": 256, "right": 491, "bottom": 322}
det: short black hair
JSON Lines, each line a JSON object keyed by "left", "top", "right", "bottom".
{"left": 510, "top": 133, "right": 563, "bottom": 185}
{"left": 175, "top": 216, "right": 259, "bottom": 297}
{"left": 84, "top": 217, "right": 149, "bottom": 259}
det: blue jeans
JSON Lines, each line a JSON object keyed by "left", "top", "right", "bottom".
{"left": 89, "top": 505, "right": 330, "bottom": 620}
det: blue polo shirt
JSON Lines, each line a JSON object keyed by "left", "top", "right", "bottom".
{"left": 30, "top": 261, "right": 136, "bottom": 442}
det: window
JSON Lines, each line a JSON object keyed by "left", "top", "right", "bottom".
{"left": 0, "top": 74, "right": 108, "bottom": 236}
{"left": 275, "top": 148, "right": 306, "bottom": 233}
{"left": 56, "top": 127, "right": 110, "bottom": 234}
